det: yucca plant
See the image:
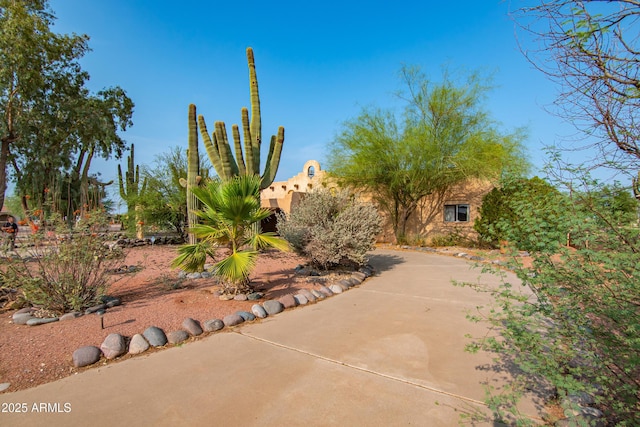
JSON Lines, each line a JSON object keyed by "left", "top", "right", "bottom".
{"left": 171, "top": 175, "right": 289, "bottom": 294}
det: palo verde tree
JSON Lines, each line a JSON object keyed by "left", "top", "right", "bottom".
{"left": 0, "top": 0, "right": 133, "bottom": 219}
{"left": 327, "top": 66, "right": 528, "bottom": 243}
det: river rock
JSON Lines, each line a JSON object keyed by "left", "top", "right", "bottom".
{"left": 186, "top": 272, "right": 202, "bottom": 279}
{"left": 72, "top": 346, "right": 102, "bottom": 367}
{"left": 251, "top": 304, "right": 268, "bottom": 319}
{"left": 203, "top": 319, "right": 224, "bottom": 332}
{"left": 262, "top": 300, "right": 284, "bottom": 315}
{"left": 317, "top": 285, "right": 334, "bottom": 297}
{"left": 278, "top": 294, "right": 297, "bottom": 309}
{"left": 14, "top": 307, "right": 33, "bottom": 315}
{"left": 100, "top": 333, "right": 126, "bottom": 359}
{"left": 182, "top": 318, "right": 203, "bottom": 336}
{"left": 299, "top": 289, "right": 317, "bottom": 302}
{"left": 223, "top": 313, "right": 244, "bottom": 327}
{"left": 236, "top": 311, "right": 255, "bottom": 322}
{"left": 293, "top": 294, "right": 308, "bottom": 305}
{"left": 247, "top": 292, "right": 264, "bottom": 301}
{"left": 12, "top": 313, "right": 34, "bottom": 325}
{"left": 352, "top": 271, "right": 366, "bottom": 281}
{"left": 26, "top": 317, "right": 59, "bottom": 326}
{"left": 167, "top": 330, "right": 189, "bottom": 345}
{"left": 338, "top": 279, "right": 353, "bottom": 289}
{"left": 329, "top": 284, "right": 344, "bottom": 294}
{"left": 128, "top": 334, "right": 150, "bottom": 355}
{"left": 104, "top": 298, "right": 121, "bottom": 308}
{"left": 0, "top": 383, "right": 9, "bottom": 392}
{"left": 85, "top": 303, "right": 107, "bottom": 314}
{"left": 60, "top": 312, "right": 82, "bottom": 321}
{"left": 349, "top": 276, "right": 362, "bottom": 285}
{"left": 143, "top": 326, "right": 168, "bottom": 347}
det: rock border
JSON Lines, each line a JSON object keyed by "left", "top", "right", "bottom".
{"left": 66, "top": 265, "right": 374, "bottom": 371}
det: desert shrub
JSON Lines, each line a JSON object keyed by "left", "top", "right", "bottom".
{"left": 277, "top": 189, "right": 381, "bottom": 269}
{"left": 429, "top": 229, "right": 478, "bottom": 248}
{"left": 461, "top": 178, "right": 640, "bottom": 425}
{"left": 2, "top": 232, "right": 125, "bottom": 314}
{"left": 474, "top": 176, "right": 568, "bottom": 250}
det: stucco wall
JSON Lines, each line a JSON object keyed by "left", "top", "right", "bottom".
{"left": 261, "top": 160, "right": 492, "bottom": 244}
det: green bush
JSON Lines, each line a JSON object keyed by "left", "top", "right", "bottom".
{"left": 474, "top": 177, "right": 567, "bottom": 250}
{"left": 3, "top": 232, "right": 125, "bottom": 314}
{"left": 462, "top": 178, "right": 640, "bottom": 425}
{"left": 277, "top": 190, "right": 381, "bottom": 269}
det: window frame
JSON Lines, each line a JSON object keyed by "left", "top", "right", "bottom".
{"left": 444, "top": 203, "right": 470, "bottom": 223}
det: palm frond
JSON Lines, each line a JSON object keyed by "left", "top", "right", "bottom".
{"left": 214, "top": 250, "right": 259, "bottom": 285}
{"left": 171, "top": 242, "right": 216, "bottom": 272}
{"left": 248, "top": 232, "right": 291, "bottom": 252}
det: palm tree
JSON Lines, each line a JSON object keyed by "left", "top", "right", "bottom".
{"left": 171, "top": 175, "right": 289, "bottom": 295}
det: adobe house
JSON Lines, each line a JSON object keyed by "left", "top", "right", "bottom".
{"left": 260, "top": 160, "right": 492, "bottom": 243}
{"left": 260, "top": 160, "right": 339, "bottom": 212}
{"left": 374, "top": 178, "right": 493, "bottom": 244}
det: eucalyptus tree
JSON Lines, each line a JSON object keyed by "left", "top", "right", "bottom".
{"left": 0, "top": 0, "right": 133, "bottom": 218}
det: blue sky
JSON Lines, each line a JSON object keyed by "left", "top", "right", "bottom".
{"left": 47, "top": 0, "right": 594, "bottom": 205}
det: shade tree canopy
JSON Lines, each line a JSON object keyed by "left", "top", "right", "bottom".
{"left": 327, "top": 66, "right": 529, "bottom": 242}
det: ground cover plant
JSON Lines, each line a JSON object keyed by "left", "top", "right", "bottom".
{"left": 1, "top": 210, "right": 126, "bottom": 314}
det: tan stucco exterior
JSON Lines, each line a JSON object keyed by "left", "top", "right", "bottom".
{"left": 261, "top": 160, "right": 493, "bottom": 244}
{"left": 375, "top": 178, "right": 493, "bottom": 243}
{"left": 260, "top": 160, "right": 338, "bottom": 213}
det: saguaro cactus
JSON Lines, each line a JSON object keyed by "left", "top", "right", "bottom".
{"left": 182, "top": 104, "right": 202, "bottom": 244}
{"left": 117, "top": 143, "right": 146, "bottom": 238}
{"left": 197, "top": 47, "right": 284, "bottom": 189}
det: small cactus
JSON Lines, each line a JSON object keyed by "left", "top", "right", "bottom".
{"left": 117, "top": 143, "right": 146, "bottom": 238}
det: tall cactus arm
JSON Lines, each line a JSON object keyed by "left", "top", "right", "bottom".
{"left": 240, "top": 107, "right": 257, "bottom": 175}
{"left": 214, "top": 121, "right": 240, "bottom": 179}
{"left": 260, "top": 126, "right": 285, "bottom": 189}
{"left": 186, "top": 104, "right": 201, "bottom": 245}
{"left": 231, "top": 124, "right": 246, "bottom": 176}
{"left": 117, "top": 164, "right": 126, "bottom": 199}
{"left": 247, "top": 47, "right": 261, "bottom": 168}
{"left": 198, "top": 115, "right": 226, "bottom": 179}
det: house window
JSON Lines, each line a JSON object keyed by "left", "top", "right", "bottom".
{"left": 444, "top": 204, "right": 469, "bottom": 222}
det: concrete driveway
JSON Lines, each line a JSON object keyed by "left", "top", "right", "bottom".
{"left": 0, "top": 249, "right": 546, "bottom": 426}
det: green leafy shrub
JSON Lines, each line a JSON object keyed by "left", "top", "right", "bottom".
{"left": 2, "top": 232, "right": 125, "bottom": 314}
{"left": 462, "top": 178, "right": 640, "bottom": 425}
{"left": 277, "top": 189, "right": 381, "bottom": 269}
{"left": 474, "top": 176, "right": 567, "bottom": 250}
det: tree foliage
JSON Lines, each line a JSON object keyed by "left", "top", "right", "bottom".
{"left": 137, "top": 146, "right": 211, "bottom": 237}
{"left": 0, "top": 0, "right": 133, "bottom": 219}
{"left": 463, "top": 177, "right": 640, "bottom": 425}
{"left": 474, "top": 176, "right": 565, "bottom": 249}
{"left": 513, "top": 0, "right": 640, "bottom": 168}
{"left": 327, "top": 66, "right": 528, "bottom": 242}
